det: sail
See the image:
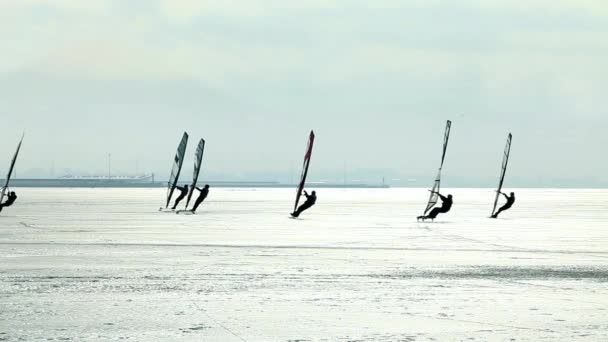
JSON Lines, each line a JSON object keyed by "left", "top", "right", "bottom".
{"left": 423, "top": 120, "right": 451, "bottom": 215}
{"left": 0, "top": 134, "right": 24, "bottom": 204}
{"left": 185, "top": 138, "right": 206, "bottom": 209}
{"left": 294, "top": 130, "right": 315, "bottom": 212}
{"left": 165, "top": 132, "right": 189, "bottom": 208}
{"left": 491, "top": 133, "right": 513, "bottom": 216}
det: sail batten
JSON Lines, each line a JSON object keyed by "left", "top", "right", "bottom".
{"left": 0, "top": 134, "right": 24, "bottom": 205}
{"left": 423, "top": 121, "right": 451, "bottom": 215}
{"left": 294, "top": 131, "right": 315, "bottom": 212}
{"left": 165, "top": 132, "right": 189, "bottom": 208}
{"left": 491, "top": 133, "right": 512, "bottom": 216}
{"left": 185, "top": 138, "right": 205, "bottom": 209}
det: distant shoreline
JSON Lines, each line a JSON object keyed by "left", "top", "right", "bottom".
{"left": 4, "top": 179, "right": 608, "bottom": 189}
{"left": 2, "top": 178, "right": 390, "bottom": 189}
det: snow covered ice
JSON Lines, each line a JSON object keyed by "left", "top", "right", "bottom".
{"left": 1, "top": 188, "right": 607, "bottom": 341}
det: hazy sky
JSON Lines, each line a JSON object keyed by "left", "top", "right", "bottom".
{"left": 1, "top": 0, "right": 607, "bottom": 186}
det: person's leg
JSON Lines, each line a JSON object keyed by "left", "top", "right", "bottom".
{"left": 291, "top": 207, "right": 301, "bottom": 217}
{"left": 426, "top": 207, "right": 442, "bottom": 219}
{"left": 493, "top": 204, "right": 511, "bottom": 218}
{"left": 191, "top": 198, "right": 204, "bottom": 212}
{"left": 292, "top": 203, "right": 312, "bottom": 217}
{"left": 300, "top": 203, "right": 313, "bottom": 214}
{"left": 491, "top": 209, "right": 502, "bottom": 218}
{"left": 172, "top": 195, "right": 184, "bottom": 209}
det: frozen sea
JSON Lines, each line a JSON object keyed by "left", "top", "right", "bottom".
{"left": 1, "top": 188, "right": 607, "bottom": 341}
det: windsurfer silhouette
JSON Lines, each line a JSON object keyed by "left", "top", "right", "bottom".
{"left": 291, "top": 190, "right": 316, "bottom": 218}
{"left": 417, "top": 191, "right": 453, "bottom": 221}
{"left": 191, "top": 184, "right": 209, "bottom": 213}
{"left": 0, "top": 191, "right": 17, "bottom": 213}
{"left": 491, "top": 191, "right": 515, "bottom": 218}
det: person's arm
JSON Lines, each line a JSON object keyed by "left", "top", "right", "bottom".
{"left": 502, "top": 193, "right": 509, "bottom": 199}
{"left": 196, "top": 187, "right": 203, "bottom": 191}
{"left": 438, "top": 193, "right": 447, "bottom": 201}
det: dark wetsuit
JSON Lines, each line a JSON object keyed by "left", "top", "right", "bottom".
{"left": 172, "top": 186, "right": 188, "bottom": 209}
{"left": 0, "top": 193, "right": 17, "bottom": 213}
{"left": 191, "top": 187, "right": 209, "bottom": 213}
{"left": 492, "top": 193, "right": 515, "bottom": 218}
{"left": 292, "top": 192, "right": 317, "bottom": 218}
{"left": 419, "top": 193, "right": 452, "bottom": 221}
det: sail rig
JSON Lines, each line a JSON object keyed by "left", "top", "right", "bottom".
{"left": 185, "top": 138, "right": 206, "bottom": 209}
{"left": 294, "top": 130, "right": 315, "bottom": 212}
{"left": 422, "top": 120, "right": 452, "bottom": 215}
{"left": 491, "top": 133, "right": 513, "bottom": 217}
{"left": 1, "top": 134, "right": 24, "bottom": 206}
{"left": 164, "top": 132, "right": 189, "bottom": 208}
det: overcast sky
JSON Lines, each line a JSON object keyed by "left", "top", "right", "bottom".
{"left": 1, "top": 0, "right": 607, "bottom": 186}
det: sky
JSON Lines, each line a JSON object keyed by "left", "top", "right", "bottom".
{"left": 1, "top": 0, "right": 607, "bottom": 186}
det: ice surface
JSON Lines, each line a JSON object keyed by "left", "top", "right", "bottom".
{"left": 1, "top": 188, "right": 607, "bottom": 341}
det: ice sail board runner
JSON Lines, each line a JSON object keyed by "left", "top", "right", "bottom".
{"left": 0, "top": 134, "right": 24, "bottom": 214}
{"left": 177, "top": 138, "right": 205, "bottom": 214}
{"left": 159, "top": 132, "right": 188, "bottom": 211}
{"left": 491, "top": 133, "right": 513, "bottom": 218}
{"left": 417, "top": 120, "right": 451, "bottom": 221}
{"left": 291, "top": 130, "right": 315, "bottom": 218}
